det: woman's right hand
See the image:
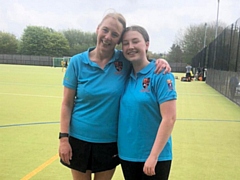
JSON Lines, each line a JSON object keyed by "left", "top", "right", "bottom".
{"left": 59, "top": 138, "right": 72, "bottom": 165}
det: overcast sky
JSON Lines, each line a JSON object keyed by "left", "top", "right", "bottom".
{"left": 0, "top": 0, "right": 239, "bottom": 53}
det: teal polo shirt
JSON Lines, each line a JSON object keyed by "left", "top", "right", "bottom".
{"left": 118, "top": 61, "right": 177, "bottom": 162}
{"left": 63, "top": 48, "right": 131, "bottom": 143}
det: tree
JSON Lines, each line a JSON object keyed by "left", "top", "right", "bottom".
{"left": 48, "top": 32, "right": 71, "bottom": 57}
{"left": 62, "top": 29, "right": 96, "bottom": 56}
{"left": 167, "top": 44, "right": 183, "bottom": 62}
{"left": 0, "top": 31, "right": 18, "bottom": 54}
{"left": 175, "top": 21, "right": 226, "bottom": 63}
{"left": 147, "top": 51, "right": 162, "bottom": 60}
{"left": 18, "top": 26, "right": 70, "bottom": 56}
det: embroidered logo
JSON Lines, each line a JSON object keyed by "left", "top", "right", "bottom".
{"left": 143, "top": 78, "right": 150, "bottom": 88}
{"left": 167, "top": 79, "right": 173, "bottom": 90}
{"left": 141, "top": 78, "right": 150, "bottom": 92}
{"left": 114, "top": 61, "right": 123, "bottom": 73}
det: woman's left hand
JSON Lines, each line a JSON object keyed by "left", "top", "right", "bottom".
{"left": 143, "top": 156, "right": 157, "bottom": 176}
{"left": 155, "top": 58, "right": 171, "bottom": 74}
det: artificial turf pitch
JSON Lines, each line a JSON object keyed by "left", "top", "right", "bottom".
{"left": 0, "top": 64, "right": 239, "bottom": 179}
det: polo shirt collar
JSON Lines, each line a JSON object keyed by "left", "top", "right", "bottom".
{"left": 130, "top": 61, "right": 155, "bottom": 78}
{"left": 82, "top": 47, "right": 120, "bottom": 65}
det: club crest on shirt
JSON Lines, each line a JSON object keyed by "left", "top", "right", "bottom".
{"left": 167, "top": 79, "right": 173, "bottom": 90}
{"left": 141, "top": 78, "right": 150, "bottom": 92}
{"left": 114, "top": 61, "right": 123, "bottom": 73}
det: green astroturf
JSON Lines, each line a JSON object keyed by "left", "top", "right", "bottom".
{"left": 0, "top": 65, "right": 239, "bottom": 180}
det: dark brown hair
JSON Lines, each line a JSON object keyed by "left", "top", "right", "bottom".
{"left": 123, "top": 25, "right": 149, "bottom": 43}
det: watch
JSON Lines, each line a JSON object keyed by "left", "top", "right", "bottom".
{"left": 59, "top": 132, "right": 69, "bottom": 139}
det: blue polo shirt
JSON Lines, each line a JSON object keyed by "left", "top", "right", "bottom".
{"left": 118, "top": 61, "right": 177, "bottom": 162}
{"left": 63, "top": 48, "right": 131, "bottom": 143}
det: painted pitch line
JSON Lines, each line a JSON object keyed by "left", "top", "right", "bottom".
{"left": 0, "top": 81, "right": 61, "bottom": 87}
{"left": 20, "top": 153, "right": 59, "bottom": 180}
{"left": 0, "top": 92, "right": 222, "bottom": 98}
{"left": 1, "top": 118, "right": 240, "bottom": 129}
{"left": 0, "top": 92, "right": 61, "bottom": 98}
{"left": 0, "top": 121, "right": 59, "bottom": 128}
{"left": 178, "top": 93, "right": 222, "bottom": 97}
{"left": 177, "top": 118, "right": 240, "bottom": 122}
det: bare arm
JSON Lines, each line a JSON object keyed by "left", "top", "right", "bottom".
{"left": 58, "top": 87, "right": 75, "bottom": 165}
{"left": 143, "top": 100, "right": 176, "bottom": 176}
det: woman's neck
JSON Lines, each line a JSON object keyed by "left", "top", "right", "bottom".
{"left": 132, "top": 58, "right": 150, "bottom": 75}
{"left": 89, "top": 48, "right": 114, "bottom": 69}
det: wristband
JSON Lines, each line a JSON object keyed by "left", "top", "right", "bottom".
{"left": 59, "top": 132, "right": 69, "bottom": 139}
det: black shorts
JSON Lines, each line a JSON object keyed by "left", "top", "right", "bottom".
{"left": 186, "top": 72, "right": 191, "bottom": 78}
{"left": 60, "top": 136, "right": 120, "bottom": 173}
{"left": 120, "top": 159, "right": 172, "bottom": 180}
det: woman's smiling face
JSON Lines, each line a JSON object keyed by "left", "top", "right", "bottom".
{"left": 122, "top": 30, "right": 149, "bottom": 62}
{"left": 96, "top": 17, "right": 124, "bottom": 51}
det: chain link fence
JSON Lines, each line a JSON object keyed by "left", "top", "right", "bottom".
{"left": 192, "top": 18, "right": 240, "bottom": 105}
{"left": 0, "top": 54, "right": 53, "bottom": 66}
